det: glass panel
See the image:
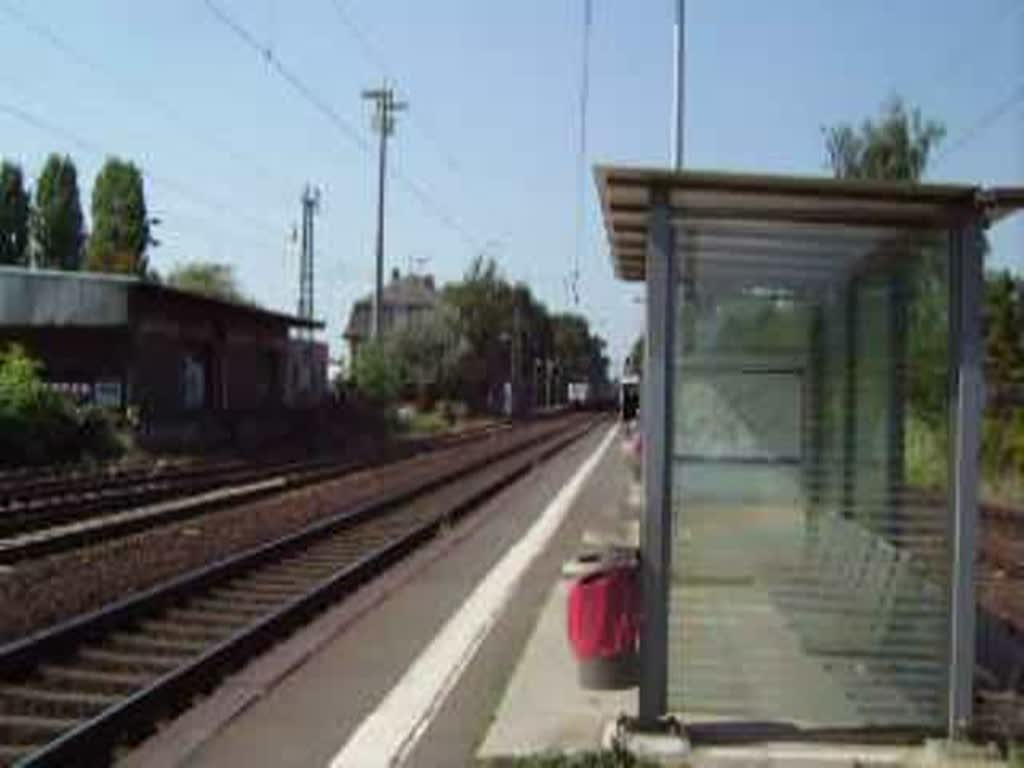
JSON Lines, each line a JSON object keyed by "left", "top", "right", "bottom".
{"left": 666, "top": 223, "right": 952, "bottom": 730}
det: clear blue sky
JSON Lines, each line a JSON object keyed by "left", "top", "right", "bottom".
{"left": 1, "top": 0, "right": 1021, "bottom": 371}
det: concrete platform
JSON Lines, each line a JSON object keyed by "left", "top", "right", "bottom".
{"left": 478, "top": 433, "right": 642, "bottom": 759}
{"left": 118, "top": 418, "right": 1000, "bottom": 766}
{"left": 122, "top": 421, "right": 623, "bottom": 767}
{"left": 477, "top": 577, "right": 637, "bottom": 757}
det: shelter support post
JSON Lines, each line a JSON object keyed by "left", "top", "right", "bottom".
{"left": 948, "top": 222, "right": 983, "bottom": 736}
{"left": 887, "top": 271, "right": 908, "bottom": 540}
{"left": 639, "top": 190, "right": 676, "bottom": 726}
{"left": 841, "top": 281, "right": 858, "bottom": 519}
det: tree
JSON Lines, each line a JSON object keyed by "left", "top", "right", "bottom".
{"left": 32, "top": 154, "right": 84, "bottom": 270}
{"left": 551, "top": 312, "right": 608, "bottom": 387}
{"left": 824, "top": 97, "right": 945, "bottom": 182}
{"left": 85, "top": 157, "right": 153, "bottom": 275}
{"left": 389, "top": 307, "right": 461, "bottom": 404}
{"left": 442, "top": 256, "right": 519, "bottom": 409}
{"left": 165, "top": 261, "right": 244, "bottom": 302}
{"left": 351, "top": 339, "right": 404, "bottom": 405}
{"left": 824, "top": 98, "right": 949, "bottom": 427}
{"left": 0, "top": 161, "right": 30, "bottom": 266}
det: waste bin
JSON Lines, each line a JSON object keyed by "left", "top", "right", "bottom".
{"left": 566, "top": 555, "right": 640, "bottom": 689}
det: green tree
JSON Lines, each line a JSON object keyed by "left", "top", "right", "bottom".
{"left": 0, "top": 161, "right": 30, "bottom": 266}
{"left": 351, "top": 339, "right": 404, "bottom": 405}
{"left": 824, "top": 97, "right": 945, "bottom": 182}
{"left": 437, "top": 255, "right": 609, "bottom": 410}
{"left": 551, "top": 312, "right": 608, "bottom": 388}
{"left": 442, "top": 256, "right": 519, "bottom": 409}
{"left": 85, "top": 157, "right": 152, "bottom": 275}
{"left": 825, "top": 98, "right": 948, "bottom": 427}
{"left": 32, "top": 154, "right": 84, "bottom": 270}
{"left": 389, "top": 307, "right": 460, "bottom": 404}
{"left": 165, "top": 261, "right": 244, "bottom": 301}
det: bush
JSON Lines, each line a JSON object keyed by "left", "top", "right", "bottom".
{"left": 478, "top": 749, "right": 662, "bottom": 767}
{"left": 0, "top": 344, "right": 123, "bottom": 466}
{"left": 351, "top": 340, "right": 404, "bottom": 405}
{"left": 982, "top": 409, "right": 1024, "bottom": 506}
{"left": 905, "top": 414, "right": 947, "bottom": 490}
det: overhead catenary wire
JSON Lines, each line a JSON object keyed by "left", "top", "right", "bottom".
{"left": 0, "top": 0, "right": 301, "bottom": 193}
{"left": 202, "top": 0, "right": 369, "bottom": 153}
{"left": 571, "top": 0, "right": 592, "bottom": 307}
{"left": 326, "top": 0, "right": 463, "bottom": 173}
{"left": 203, "top": 0, "right": 479, "bottom": 251}
{"left": 932, "top": 80, "right": 1024, "bottom": 169}
{"left": 0, "top": 98, "right": 286, "bottom": 253}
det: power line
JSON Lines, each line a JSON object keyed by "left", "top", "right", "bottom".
{"left": 921, "top": 0, "right": 1024, "bottom": 99}
{"left": 203, "top": 0, "right": 479, "bottom": 251}
{"left": 571, "top": 0, "right": 593, "bottom": 307}
{"left": 0, "top": 0, "right": 300, "bottom": 192}
{"left": 0, "top": 97, "right": 285, "bottom": 251}
{"left": 202, "top": 0, "right": 370, "bottom": 153}
{"left": 932, "top": 80, "right": 1024, "bottom": 168}
{"left": 326, "top": 0, "right": 463, "bottom": 173}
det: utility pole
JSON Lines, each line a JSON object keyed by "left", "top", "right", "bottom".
{"left": 362, "top": 81, "right": 407, "bottom": 340}
{"left": 672, "top": 0, "right": 685, "bottom": 169}
{"left": 298, "top": 184, "right": 321, "bottom": 334}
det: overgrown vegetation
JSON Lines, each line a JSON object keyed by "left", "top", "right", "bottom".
{"left": 0, "top": 344, "right": 122, "bottom": 466}
{"left": 351, "top": 339, "right": 406, "bottom": 406}
{"left": 164, "top": 261, "right": 246, "bottom": 302}
{"left": 349, "top": 257, "right": 610, "bottom": 414}
{"left": 826, "top": 98, "right": 1024, "bottom": 506}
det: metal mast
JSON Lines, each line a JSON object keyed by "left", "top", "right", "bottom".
{"left": 298, "top": 184, "right": 320, "bottom": 333}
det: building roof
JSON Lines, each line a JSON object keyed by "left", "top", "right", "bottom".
{"left": 595, "top": 165, "right": 1024, "bottom": 282}
{"left": 0, "top": 265, "right": 324, "bottom": 329}
{"left": 344, "top": 272, "right": 439, "bottom": 341}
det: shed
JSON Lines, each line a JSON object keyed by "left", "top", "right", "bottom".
{"left": 596, "top": 166, "right": 1023, "bottom": 737}
{"left": 0, "top": 266, "right": 323, "bottom": 418}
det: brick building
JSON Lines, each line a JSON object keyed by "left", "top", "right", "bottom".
{"left": 0, "top": 266, "right": 325, "bottom": 443}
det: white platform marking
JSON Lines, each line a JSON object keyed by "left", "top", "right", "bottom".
{"left": 328, "top": 424, "right": 618, "bottom": 767}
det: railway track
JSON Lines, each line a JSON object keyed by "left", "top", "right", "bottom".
{"left": 975, "top": 502, "right": 1024, "bottom": 742}
{"left": 0, "top": 413, "right": 600, "bottom": 766}
{"left": 0, "top": 422, "right": 511, "bottom": 564}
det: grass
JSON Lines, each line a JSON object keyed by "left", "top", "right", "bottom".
{"left": 477, "top": 751, "right": 665, "bottom": 768}
{"left": 400, "top": 407, "right": 451, "bottom": 435}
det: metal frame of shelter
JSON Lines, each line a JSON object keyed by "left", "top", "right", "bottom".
{"left": 596, "top": 166, "right": 1023, "bottom": 738}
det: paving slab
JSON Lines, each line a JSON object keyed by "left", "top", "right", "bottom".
{"left": 478, "top": 577, "right": 637, "bottom": 757}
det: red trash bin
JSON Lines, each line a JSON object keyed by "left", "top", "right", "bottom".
{"left": 567, "top": 562, "right": 640, "bottom": 689}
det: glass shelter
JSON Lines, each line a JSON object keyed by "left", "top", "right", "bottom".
{"left": 596, "top": 167, "right": 1023, "bottom": 737}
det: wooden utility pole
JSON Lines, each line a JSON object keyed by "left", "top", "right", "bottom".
{"left": 362, "top": 82, "right": 407, "bottom": 340}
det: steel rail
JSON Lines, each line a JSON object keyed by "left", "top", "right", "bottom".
{"left": 0, "top": 423, "right": 513, "bottom": 563}
{"left": 0, "top": 414, "right": 599, "bottom": 765}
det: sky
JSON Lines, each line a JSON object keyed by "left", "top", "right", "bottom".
{"left": 0, "top": 0, "right": 1021, "bottom": 373}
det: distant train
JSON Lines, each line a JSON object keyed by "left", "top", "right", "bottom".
{"left": 566, "top": 380, "right": 617, "bottom": 412}
{"left": 567, "top": 381, "right": 590, "bottom": 408}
